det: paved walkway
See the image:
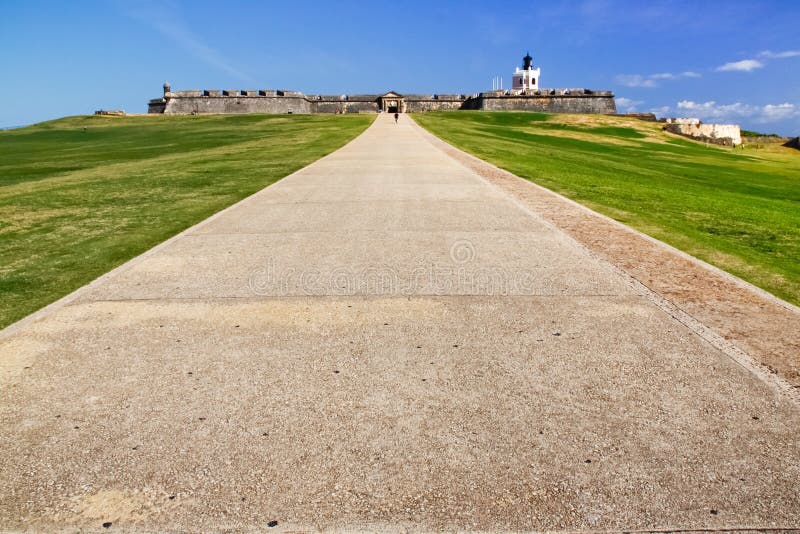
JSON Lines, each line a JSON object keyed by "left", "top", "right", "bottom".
{"left": 1, "top": 113, "right": 799, "bottom": 531}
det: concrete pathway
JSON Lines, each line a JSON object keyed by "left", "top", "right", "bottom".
{"left": 1, "top": 113, "right": 799, "bottom": 532}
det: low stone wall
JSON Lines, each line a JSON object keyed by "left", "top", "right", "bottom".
{"left": 664, "top": 123, "right": 742, "bottom": 146}
{"left": 607, "top": 112, "right": 658, "bottom": 122}
{"left": 743, "top": 135, "right": 788, "bottom": 145}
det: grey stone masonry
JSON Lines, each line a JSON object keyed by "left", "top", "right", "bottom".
{"left": 471, "top": 89, "right": 616, "bottom": 114}
{"left": 148, "top": 86, "right": 616, "bottom": 115}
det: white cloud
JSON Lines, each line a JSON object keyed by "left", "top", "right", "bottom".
{"left": 716, "top": 59, "right": 764, "bottom": 72}
{"left": 615, "top": 74, "right": 656, "bottom": 88}
{"left": 759, "top": 50, "right": 800, "bottom": 59}
{"left": 676, "top": 100, "right": 798, "bottom": 124}
{"left": 677, "top": 100, "right": 754, "bottom": 118}
{"left": 616, "top": 97, "right": 644, "bottom": 111}
{"left": 615, "top": 71, "right": 700, "bottom": 88}
{"left": 761, "top": 103, "right": 799, "bottom": 121}
{"left": 713, "top": 51, "right": 798, "bottom": 75}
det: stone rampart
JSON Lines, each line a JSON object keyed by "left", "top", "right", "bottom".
{"left": 148, "top": 87, "right": 617, "bottom": 115}
{"left": 473, "top": 92, "right": 616, "bottom": 114}
{"left": 173, "top": 90, "right": 203, "bottom": 97}
{"left": 405, "top": 94, "right": 469, "bottom": 112}
{"left": 311, "top": 100, "right": 379, "bottom": 114}
{"left": 159, "top": 95, "right": 312, "bottom": 114}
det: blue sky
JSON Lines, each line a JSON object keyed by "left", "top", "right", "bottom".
{"left": 1, "top": 0, "right": 798, "bottom": 134}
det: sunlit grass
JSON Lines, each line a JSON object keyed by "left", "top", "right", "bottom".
{"left": 0, "top": 113, "right": 373, "bottom": 328}
{"left": 414, "top": 111, "right": 800, "bottom": 304}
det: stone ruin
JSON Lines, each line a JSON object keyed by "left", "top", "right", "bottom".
{"left": 663, "top": 117, "right": 742, "bottom": 146}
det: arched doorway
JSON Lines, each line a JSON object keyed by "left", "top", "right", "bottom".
{"left": 379, "top": 91, "right": 406, "bottom": 113}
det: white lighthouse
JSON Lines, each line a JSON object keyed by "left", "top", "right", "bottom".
{"left": 512, "top": 52, "right": 540, "bottom": 93}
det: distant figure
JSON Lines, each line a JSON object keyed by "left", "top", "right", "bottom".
{"left": 394, "top": 112, "right": 399, "bottom": 124}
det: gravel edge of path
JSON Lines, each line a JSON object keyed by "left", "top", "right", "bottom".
{"left": 410, "top": 115, "right": 800, "bottom": 401}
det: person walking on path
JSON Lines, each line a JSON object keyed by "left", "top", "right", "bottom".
{"left": 394, "top": 112, "right": 399, "bottom": 124}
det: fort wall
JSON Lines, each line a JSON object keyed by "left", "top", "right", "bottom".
{"left": 159, "top": 93, "right": 313, "bottom": 114}
{"left": 471, "top": 89, "right": 616, "bottom": 114}
{"left": 405, "top": 95, "right": 470, "bottom": 112}
{"left": 307, "top": 95, "right": 380, "bottom": 114}
{"left": 148, "top": 88, "right": 617, "bottom": 116}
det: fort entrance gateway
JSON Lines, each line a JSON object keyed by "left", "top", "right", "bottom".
{"left": 379, "top": 91, "right": 405, "bottom": 113}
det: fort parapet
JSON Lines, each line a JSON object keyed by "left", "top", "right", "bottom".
{"left": 148, "top": 87, "right": 616, "bottom": 115}
{"left": 465, "top": 89, "right": 616, "bottom": 114}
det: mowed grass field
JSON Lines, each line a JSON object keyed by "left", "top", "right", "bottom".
{"left": 414, "top": 111, "right": 800, "bottom": 305}
{"left": 0, "top": 114, "right": 373, "bottom": 328}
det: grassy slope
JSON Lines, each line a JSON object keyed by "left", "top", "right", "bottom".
{"left": 414, "top": 111, "right": 800, "bottom": 305}
{"left": 0, "top": 113, "right": 373, "bottom": 328}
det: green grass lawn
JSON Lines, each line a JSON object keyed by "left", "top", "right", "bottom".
{"left": 0, "top": 113, "right": 373, "bottom": 328}
{"left": 414, "top": 111, "right": 800, "bottom": 305}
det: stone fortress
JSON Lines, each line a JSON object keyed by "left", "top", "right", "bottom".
{"left": 145, "top": 51, "right": 751, "bottom": 147}
{"left": 148, "top": 53, "right": 617, "bottom": 115}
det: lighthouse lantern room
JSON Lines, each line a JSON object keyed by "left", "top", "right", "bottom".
{"left": 512, "top": 52, "right": 541, "bottom": 93}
